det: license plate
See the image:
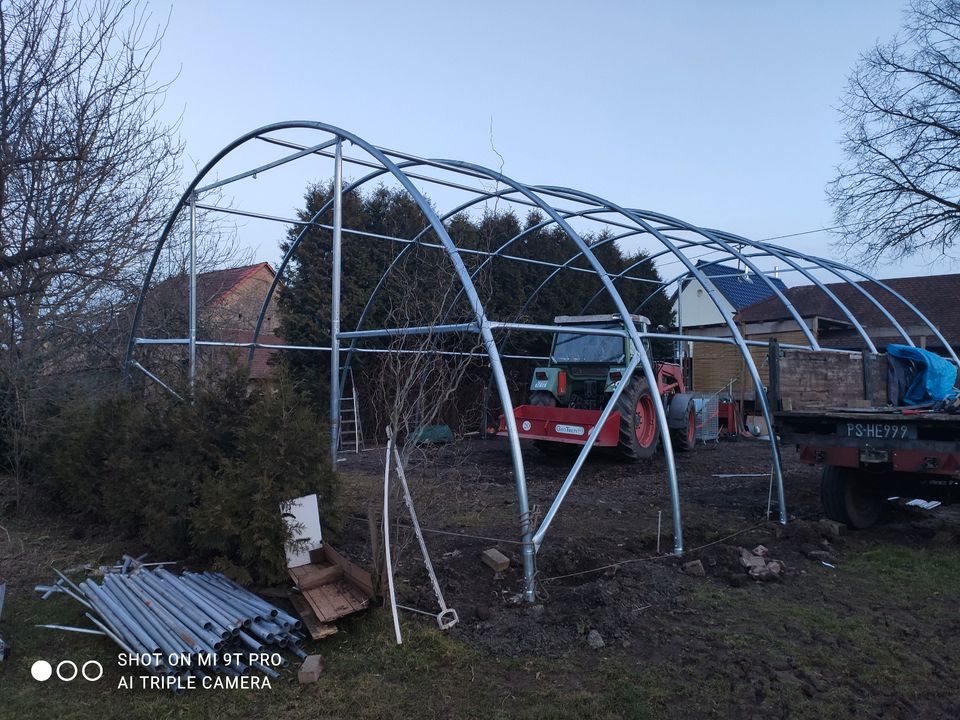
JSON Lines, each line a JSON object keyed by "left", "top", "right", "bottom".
{"left": 837, "top": 422, "right": 916, "bottom": 440}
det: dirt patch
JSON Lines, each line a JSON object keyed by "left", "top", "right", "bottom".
{"left": 336, "top": 437, "right": 960, "bottom": 717}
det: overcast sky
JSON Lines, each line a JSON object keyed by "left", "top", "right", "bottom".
{"left": 151, "top": 1, "right": 948, "bottom": 285}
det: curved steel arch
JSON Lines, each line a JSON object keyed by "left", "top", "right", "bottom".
{"left": 537, "top": 187, "right": 792, "bottom": 524}
{"left": 126, "top": 121, "right": 537, "bottom": 597}
{"left": 698, "top": 229, "right": 915, "bottom": 349}
{"left": 128, "top": 120, "right": 959, "bottom": 605}
{"left": 622, "top": 235, "right": 915, "bottom": 351}
{"left": 636, "top": 213, "right": 883, "bottom": 350}
{"left": 432, "top": 159, "right": 684, "bottom": 552}
{"left": 552, "top": 204, "right": 823, "bottom": 351}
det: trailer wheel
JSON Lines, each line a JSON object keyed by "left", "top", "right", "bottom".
{"left": 671, "top": 400, "right": 697, "bottom": 452}
{"left": 820, "top": 466, "right": 884, "bottom": 529}
{"left": 616, "top": 376, "right": 660, "bottom": 461}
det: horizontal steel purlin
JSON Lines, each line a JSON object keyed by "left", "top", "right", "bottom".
{"left": 337, "top": 322, "right": 478, "bottom": 340}
{"left": 135, "top": 325, "right": 861, "bottom": 353}
{"left": 135, "top": 337, "right": 547, "bottom": 361}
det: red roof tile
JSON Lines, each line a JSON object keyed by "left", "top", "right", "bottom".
{"left": 194, "top": 262, "right": 273, "bottom": 306}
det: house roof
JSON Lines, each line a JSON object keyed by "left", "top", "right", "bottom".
{"left": 695, "top": 261, "right": 788, "bottom": 310}
{"left": 736, "top": 272, "right": 960, "bottom": 346}
{"left": 194, "top": 262, "right": 274, "bottom": 306}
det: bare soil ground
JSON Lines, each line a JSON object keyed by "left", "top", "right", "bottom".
{"left": 334, "top": 437, "right": 960, "bottom": 719}
{"left": 1, "top": 437, "right": 958, "bottom": 719}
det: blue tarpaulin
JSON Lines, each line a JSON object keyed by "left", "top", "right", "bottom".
{"left": 886, "top": 344, "right": 958, "bottom": 405}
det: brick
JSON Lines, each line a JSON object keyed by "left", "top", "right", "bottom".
{"left": 481, "top": 548, "right": 510, "bottom": 573}
{"left": 298, "top": 654, "right": 324, "bottom": 684}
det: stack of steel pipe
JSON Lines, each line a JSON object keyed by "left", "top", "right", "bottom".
{"left": 37, "top": 563, "right": 306, "bottom": 681}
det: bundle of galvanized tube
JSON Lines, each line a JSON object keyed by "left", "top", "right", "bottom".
{"left": 37, "top": 560, "right": 306, "bottom": 682}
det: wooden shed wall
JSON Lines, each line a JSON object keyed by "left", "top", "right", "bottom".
{"left": 690, "top": 329, "right": 809, "bottom": 396}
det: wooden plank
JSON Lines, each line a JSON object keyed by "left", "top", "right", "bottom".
{"left": 337, "top": 580, "right": 369, "bottom": 614}
{"left": 302, "top": 579, "right": 369, "bottom": 623}
{"left": 288, "top": 562, "right": 342, "bottom": 591}
{"left": 286, "top": 544, "right": 375, "bottom": 623}
{"left": 318, "top": 584, "right": 353, "bottom": 620}
{"left": 324, "top": 545, "right": 374, "bottom": 598}
{"left": 288, "top": 593, "right": 338, "bottom": 641}
{"left": 302, "top": 587, "right": 335, "bottom": 622}
{"left": 304, "top": 584, "right": 348, "bottom": 623}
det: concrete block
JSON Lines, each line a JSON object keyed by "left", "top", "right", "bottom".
{"left": 481, "top": 548, "right": 510, "bottom": 573}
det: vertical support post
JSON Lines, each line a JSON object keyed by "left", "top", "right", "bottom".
{"left": 482, "top": 330, "right": 537, "bottom": 602}
{"left": 677, "top": 277, "right": 684, "bottom": 366}
{"left": 382, "top": 427, "right": 401, "bottom": 645}
{"left": 767, "top": 338, "right": 780, "bottom": 413}
{"left": 330, "top": 139, "right": 343, "bottom": 458}
{"left": 188, "top": 192, "right": 198, "bottom": 396}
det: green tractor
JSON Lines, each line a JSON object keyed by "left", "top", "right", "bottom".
{"left": 499, "top": 314, "right": 697, "bottom": 460}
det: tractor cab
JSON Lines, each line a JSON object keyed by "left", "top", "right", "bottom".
{"left": 533, "top": 314, "right": 651, "bottom": 410}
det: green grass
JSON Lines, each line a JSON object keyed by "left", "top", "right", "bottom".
{"left": 0, "top": 590, "right": 667, "bottom": 720}
{"left": 845, "top": 545, "right": 960, "bottom": 606}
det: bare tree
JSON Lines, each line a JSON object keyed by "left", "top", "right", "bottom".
{"left": 829, "top": 0, "right": 960, "bottom": 262}
{"left": 360, "top": 243, "right": 487, "bottom": 568}
{"left": 0, "top": 0, "right": 181, "bottom": 509}
{"left": 367, "top": 244, "right": 484, "bottom": 456}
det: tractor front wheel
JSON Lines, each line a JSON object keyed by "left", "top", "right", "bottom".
{"left": 671, "top": 400, "right": 697, "bottom": 452}
{"left": 529, "top": 391, "right": 557, "bottom": 407}
{"left": 528, "top": 391, "right": 568, "bottom": 456}
{"left": 616, "top": 376, "right": 660, "bottom": 461}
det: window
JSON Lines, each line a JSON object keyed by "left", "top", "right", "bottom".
{"left": 552, "top": 323, "right": 625, "bottom": 364}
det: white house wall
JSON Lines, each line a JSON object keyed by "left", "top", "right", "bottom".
{"left": 673, "top": 277, "right": 735, "bottom": 329}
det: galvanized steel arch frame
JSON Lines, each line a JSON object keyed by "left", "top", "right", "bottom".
{"left": 124, "top": 121, "right": 537, "bottom": 596}
{"left": 126, "top": 120, "right": 958, "bottom": 603}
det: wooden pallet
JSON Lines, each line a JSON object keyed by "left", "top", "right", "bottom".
{"left": 289, "top": 593, "right": 338, "bottom": 640}
{"left": 288, "top": 545, "right": 374, "bottom": 625}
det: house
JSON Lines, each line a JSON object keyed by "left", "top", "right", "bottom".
{"left": 194, "top": 262, "right": 284, "bottom": 380}
{"left": 686, "top": 271, "right": 960, "bottom": 399}
{"left": 672, "top": 260, "right": 788, "bottom": 329}
{"left": 138, "top": 262, "right": 283, "bottom": 381}
{"left": 736, "top": 272, "right": 960, "bottom": 355}
{"left": 670, "top": 260, "right": 787, "bottom": 395}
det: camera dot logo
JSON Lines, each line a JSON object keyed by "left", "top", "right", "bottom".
{"left": 30, "top": 660, "right": 53, "bottom": 681}
{"left": 57, "top": 661, "right": 78, "bottom": 682}
{"left": 82, "top": 660, "right": 104, "bottom": 681}
{"left": 30, "top": 659, "right": 103, "bottom": 682}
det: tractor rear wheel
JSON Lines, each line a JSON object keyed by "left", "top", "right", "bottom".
{"left": 820, "top": 466, "right": 884, "bottom": 529}
{"left": 616, "top": 376, "right": 660, "bottom": 461}
{"left": 671, "top": 400, "right": 697, "bottom": 452}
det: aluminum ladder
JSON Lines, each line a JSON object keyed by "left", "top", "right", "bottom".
{"left": 338, "top": 367, "right": 364, "bottom": 453}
